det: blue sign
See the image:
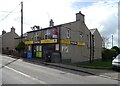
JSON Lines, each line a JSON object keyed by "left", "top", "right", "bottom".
{"left": 71, "top": 41, "right": 77, "bottom": 45}
{"left": 27, "top": 52, "right": 32, "bottom": 59}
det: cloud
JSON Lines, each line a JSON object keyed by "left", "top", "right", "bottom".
{"left": 0, "top": 0, "right": 77, "bottom": 35}
{"left": 72, "top": 0, "right": 118, "bottom": 47}
{"left": 0, "top": 0, "right": 119, "bottom": 48}
{"left": 71, "top": 2, "right": 94, "bottom": 9}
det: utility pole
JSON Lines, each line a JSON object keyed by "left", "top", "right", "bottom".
{"left": 21, "top": 2, "right": 23, "bottom": 42}
{"left": 112, "top": 35, "right": 113, "bottom": 48}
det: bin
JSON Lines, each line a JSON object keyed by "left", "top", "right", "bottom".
{"left": 27, "top": 52, "right": 32, "bottom": 59}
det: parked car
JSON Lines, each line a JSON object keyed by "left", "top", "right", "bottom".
{"left": 112, "top": 54, "right": 120, "bottom": 70}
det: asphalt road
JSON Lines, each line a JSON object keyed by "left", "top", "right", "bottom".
{"left": 0, "top": 54, "right": 119, "bottom": 84}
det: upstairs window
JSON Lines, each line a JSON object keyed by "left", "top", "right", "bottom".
{"left": 67, "top": 29, "right": 71, "bottom": 39}
{"left": 80, "top": 32, "right": 83, "bottom": 38}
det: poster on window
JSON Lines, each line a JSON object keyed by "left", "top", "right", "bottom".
{"left": 56, "top": 44, "right": 59, "bottom": 51}
{"left": 51, "top": 28, "right": 58, "bottom": 38}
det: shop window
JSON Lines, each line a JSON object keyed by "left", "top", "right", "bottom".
{"left": 47, "top": 45, "right": 55, "bottom": 50}
{"left": 28, "top": 46, "right": 31, "bottom": 51}
{"left": 36, "top": 46, "right": 42, "bottom": 51}
{"left": 55, "top": 44, "right": 59, "bottom": 51}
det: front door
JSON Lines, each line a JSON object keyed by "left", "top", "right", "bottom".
{"left": 42, "top": 44, "right": 55, "bottom": 61}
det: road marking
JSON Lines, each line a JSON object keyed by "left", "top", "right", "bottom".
{"left": 5, "top": 66, "right": 47, "bottom": 84}
{"left": 99, "top": 74, "right": 119, "bottom": 81}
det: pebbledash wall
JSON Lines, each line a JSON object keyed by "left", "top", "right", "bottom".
{"left": 23, "top": 11, "right": 102, "bottom": 63}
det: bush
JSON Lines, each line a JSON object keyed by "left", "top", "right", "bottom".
{"left": 102, "top": 48, "right": 117, "bottom": 61}
{"left": 15, "top": 41, "right": 25, "bottom": 57}
{"left": 15, "top": 41, "right": 25, "bottom": 52}
{"left": 111, "top": 46, "right": 120, "bottom": 55}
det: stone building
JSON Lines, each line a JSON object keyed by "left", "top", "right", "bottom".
{"left": 1, "top": 27, "right": 19, "bottom": 54}
{"left": 23, "top": 11, "right": 102, "bottom": 63}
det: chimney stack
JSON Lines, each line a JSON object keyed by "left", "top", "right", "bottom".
{"left": 49, "top": 19, "right": 54, "bottom": 27}
{"left": 11, "top": 26, "right": 15, "bottom": 33}
{"left": 2, "top": 30, "right": 6, "bottom": 35}
{"left": 76, "top": 11, "right": 85, "bottom": 22}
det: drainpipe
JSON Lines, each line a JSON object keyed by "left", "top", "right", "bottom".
{"left": 59, "top": 26, "right": 62, "bottom": 62}
{"left": 92, "top": 34, "right": 94, "bottom": 62}
{"left": 90, "top": 32, "right": 92, "bottom": 63}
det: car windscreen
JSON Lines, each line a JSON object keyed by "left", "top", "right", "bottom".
{"left": 116, "top": 54, "right": 120, "bottom": 59}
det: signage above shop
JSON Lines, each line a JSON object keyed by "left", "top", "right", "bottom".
{"left": 71, "top": 41, "right": 77, "bottom": 45}
{"left": 25, "top": 41, "right": 33, "bottom": 45}
{"left": 77, "top": 42, "right": 86, "bottom": 46}
{"left": 41, "top": 39, "right": 57, "bottom": 44}
{"left": 61, "top": 39, "right": 70, "bottom": 45}
{"left": 34, "top": 41, "right": 40, "bottom": 44}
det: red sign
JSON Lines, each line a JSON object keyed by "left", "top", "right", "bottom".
{"left": 51, "top": 28, "right": 58, "bottom": 35}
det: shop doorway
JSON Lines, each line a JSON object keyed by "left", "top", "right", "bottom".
{"left": 42, "top": 44, "right": 55, "bottom": 62}
{"left": 32, "top": 44, "right": 42, "bottom": 58}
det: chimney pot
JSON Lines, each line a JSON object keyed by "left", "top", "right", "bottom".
{"left": 76, "top": 11, "right": 85, "bottom": 22}
{"left": 2, "top": 30, "right": 6, "bottom": 35}
{"left": 11, "top": 26, "right": 15, "bottom": 33}
{"left": 49, "top": 19, "right": 54, "bottom": 27}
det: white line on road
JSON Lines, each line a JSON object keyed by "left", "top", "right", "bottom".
{"left": 5, "top": 66, "right": 47, "bottom": 84}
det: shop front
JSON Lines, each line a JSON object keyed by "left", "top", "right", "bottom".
{"left": 25, "top": 39, "right": 61, "bottom": 62}
{"left": 40, "top": 39, "right": 60, "bottom": 62}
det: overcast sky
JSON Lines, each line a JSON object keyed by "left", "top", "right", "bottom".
{"left": 0, "top": 0, "right": 119, "bottom": 48}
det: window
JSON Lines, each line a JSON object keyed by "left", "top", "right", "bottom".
{"left": 80, "top": 32, "right": 83, "bottom": 38}
{"left": 28, "top": 45, "right": 31, "bottom": 51}
{"left": 44, "top": 29, "right": 52, "bottom": 39}
{"left": 67, "top": 29, "right": 71, "bottom": 39}
{"left": 34, "top": 32, "right": 38, "bottom": 41}
{"left": 36, "top": 46, "right": 42, "bottom": 51}
{"left": 44, "top": 34, "right": 47, "bottom": 39}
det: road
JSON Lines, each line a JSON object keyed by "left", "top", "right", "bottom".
{"left": 0, "top": 54, "right": 119, "bottom": 84}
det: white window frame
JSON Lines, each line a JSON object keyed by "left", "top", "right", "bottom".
{"left": 67, "top": 29, "right": 71, "bottom": 39}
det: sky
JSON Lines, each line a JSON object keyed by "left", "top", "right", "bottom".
{"left": 0, "top": 0, "right": 119, "bottom": 48}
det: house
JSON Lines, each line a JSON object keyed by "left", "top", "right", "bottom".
{"left": 90, "top": 28, "right": 103, "bottom": 62}
{"left": 1, "top": 27, "right": 19, "bottom": 54}
{"left": 0, "top": 35, "right": 2, "bottom": 53}
{"left": 22, "top": 11, "right": 102, "bottom": 63}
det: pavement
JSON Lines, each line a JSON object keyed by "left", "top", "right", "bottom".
{"left": 44, "top": 62, "right": 120, "bottom": 81}
{"left": 3, "top": 55, "right": 120, "bottom": 81}
{"left": 2, "top": 54, "right": 119, "bottom": 84}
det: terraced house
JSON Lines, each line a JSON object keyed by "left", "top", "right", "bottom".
{"left": 23, "top": 11, "right": 102, "bottom": 63}
{"left": 0, "top": 27, "right": 19, "bottom": 54}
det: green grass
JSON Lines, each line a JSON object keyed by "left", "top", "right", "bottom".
{"left": 71, "top": 59, "right": 112, "bottom": 69}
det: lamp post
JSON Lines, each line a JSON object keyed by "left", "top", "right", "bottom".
{"left": 112, "top": 35, "right": 113, "bottom": 48}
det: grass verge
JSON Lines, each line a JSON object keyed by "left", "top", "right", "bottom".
{"left": 71, "top": 59, "right": 112, "bottom": 69}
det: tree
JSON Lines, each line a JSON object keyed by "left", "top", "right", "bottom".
{"left": 102, "top": 48, "right": 116, "bottom": 60}
{"left": 111, "top": 46, "right": 120, "bottom": 55}
{"left": 15, "top": 41, "right": 25, "bottom": 57}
